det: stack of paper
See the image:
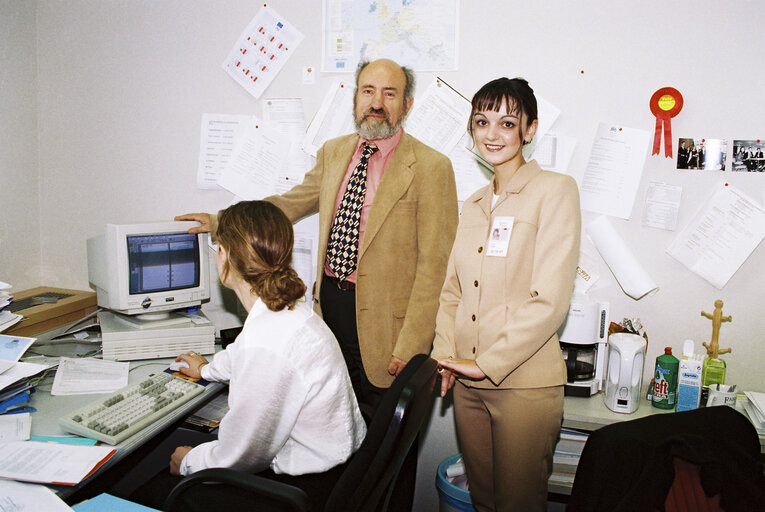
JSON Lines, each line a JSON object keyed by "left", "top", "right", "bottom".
{"left": 742, "top": 391, "right": 765, "bottom": 434}
{"left": 0, "top": 480, "right": 74, "bottom": 511}
{"left": 0, "top": 281, "right": 22, "bottom": 332}
{"left": 0, "top": 334, "right": 49, "bottom": 414}
{"left": 0, "top": 441, "right": 117, "bottom": 486}
{"left": 549, "top": 428, "right": 590, "bottom": 487}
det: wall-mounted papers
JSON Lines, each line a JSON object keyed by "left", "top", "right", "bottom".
{"left": 262, "top": 98, "right": 315, "bottom": 194}
{"left": 197, "top": 114, "right": 252, "bottom": 190}
{"left": 302, "top": 79, "right": 356, "bottom": 157}
{"left": 523, "top": 96, "right": 561, "bottom": 162}
{"left": 217, "top": 117, "right": 289, "bottom": 199}
{"left": 580, "top": 123, "right": 651, "bottom": 219}
{"left": 450, "top": 133, "right": 492, "bottom": 201}
{"left": 405, "top": 78, "right": 470, "bottom": 156}
{"left": 321, "top": 0, "right": 458, "bottom": 72}
{"left": 222, "top": 5, "right": 304, "bottom": 100}
{"left": 531, "top": 132, "right": 577, "bottom": 175}
{"left": 666, "top": 184, "right": 765, "bottom": 289}
{"left": 642, "top": 182, "right": 682, "bottom": 231}
{"left": 585, "top": 216, "right": 659, "bottom": 300}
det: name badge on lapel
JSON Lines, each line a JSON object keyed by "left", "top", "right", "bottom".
{"left": 486, "top": 216, "right": 514, "bottom": 257}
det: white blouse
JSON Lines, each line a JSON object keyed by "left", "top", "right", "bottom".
{"left": 181, "top": 299, "right": 366, "bottom": 476}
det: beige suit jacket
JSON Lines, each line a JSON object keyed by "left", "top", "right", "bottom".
{"left": 433, "top": 160, "right": 580, "bottom": 389}
{"left": 267, "top": 131, "right": 458, "bottom": 387}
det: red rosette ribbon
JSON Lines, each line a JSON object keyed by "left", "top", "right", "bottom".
{"left": 650, "top": 87, "right": 683, "bottom": 158}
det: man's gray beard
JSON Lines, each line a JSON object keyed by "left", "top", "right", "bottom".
{"left": 355, "top": 116, "right": 400, "bottom": 141}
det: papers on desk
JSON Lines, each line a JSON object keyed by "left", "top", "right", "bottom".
{"left": 742, "top": 391, "right": 765, "bottom": 433}
{"left": 0, "top": 334, "right": 36, "bottom": 363}
{"left": 0, "top": 360, "right": 49, "bottom": 393}
{"left": 0, "top": 310, "right": 22, "bottom": 332}
{"left": 0, "top": 411, "right": 31, "bottom": 442}
{"left": 51, "top": 357, "right": 129, "bottom": 396}
{"left": 0, "top": 441, "right": 117, "bottom": 485}
{"left": 0, "top": 479, "right": 74, "bottom": 511}
{"left": 0, "top": 281, "right": 23, "bottom": 332}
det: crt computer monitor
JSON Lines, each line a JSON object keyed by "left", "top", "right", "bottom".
{"left": 87, "top": 221, "right": 211, "bottom": 319}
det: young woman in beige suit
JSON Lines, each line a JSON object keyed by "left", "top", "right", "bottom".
{"left": 433, "top": 78, "right": 581, "bottom": 511}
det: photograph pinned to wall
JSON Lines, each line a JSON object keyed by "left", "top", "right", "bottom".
{"left": 731, "top": 140, "right": 765, "bottom": 172}
{"left": 676, "top": 138, "right": 727, "bottom": 171}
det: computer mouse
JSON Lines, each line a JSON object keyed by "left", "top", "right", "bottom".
{"left": 169, "top": 360, "right": 190, "bottom": 371}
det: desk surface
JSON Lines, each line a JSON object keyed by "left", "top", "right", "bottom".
{"left": 27, "top": 357, "right": 223, "bottom": 499}
{"left": 563, "top": 394, "right": 675, "bottom": 430}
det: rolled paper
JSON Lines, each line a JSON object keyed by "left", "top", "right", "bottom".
{"left": 586, "top": 216, "right": 659, "bottom": 300}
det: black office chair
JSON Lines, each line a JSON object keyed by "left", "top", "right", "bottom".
{"left": 163, "top": 353, "right": 439, "bottom": 512}
{"left": 568, "top": 406, "right": 765, "bottom": 512}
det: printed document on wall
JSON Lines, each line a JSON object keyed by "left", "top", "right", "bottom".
{"left": 580, "top": 123, "right": 651, "bottom": 219}
{"left": 666, "top": 183, "right": 765, "bottom": 289}
{"left": 322, "top": 0, "right": 459, "bottom": 72}
{"left": 302, "top": 79, "right": 356, "bottom": 157}
{"left": 406, "top": 78, "right": 471, "bottom": 157}
{"left": 522, "top": 96, "right": 561, "bottom": 162}
{"left": 263, "top": 98, "right": 316, "bottom": 193}
{"left": 450, "top": 133, "right": 492, "bottom": 201}
{"left": 197, "top": 114, "right": 252, "bottom": 190}
{"left": 222, "top": 5, "right": 304, "bottom": 99}
{"left": 218, "top": 117, "right": 288, "bottom": 199}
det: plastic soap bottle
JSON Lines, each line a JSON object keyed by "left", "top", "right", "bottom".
{"left": 701, "top": 356, "right": 727, "bottom": 406}
{"left": 651, "top": 347, "right": 679, "bottom": 409}
{"left": 676, "top": 339, "right": 703, "bottom": 412}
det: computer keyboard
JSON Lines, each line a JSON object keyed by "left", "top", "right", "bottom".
{"left": 59, "top": 372, "right": 205, "bottom": 445}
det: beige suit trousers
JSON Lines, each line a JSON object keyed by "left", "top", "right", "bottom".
{"left": 453, "top": 383, "right": 564, "bottom": 512}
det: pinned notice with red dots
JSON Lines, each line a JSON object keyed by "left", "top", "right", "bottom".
{"left": 650, "top": 87, "right": 683, "bottom": 158}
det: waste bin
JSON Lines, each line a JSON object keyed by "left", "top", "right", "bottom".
{"left": 436, "top": 454, "right": 476, "bottom": 512}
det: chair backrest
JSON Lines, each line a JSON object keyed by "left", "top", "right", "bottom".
{"left": 323, "top": 353, "right": 438, "bottom": 512}
{"left": 568, "top": 406, "right": 765, "bottom": 512}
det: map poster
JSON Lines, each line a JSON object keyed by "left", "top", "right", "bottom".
{"left": 322, "top": 0, "right": 459, "bottom": 72}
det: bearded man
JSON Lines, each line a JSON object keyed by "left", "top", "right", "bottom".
{"left": 178, "top": 59, "right": 458, "bottom": 410}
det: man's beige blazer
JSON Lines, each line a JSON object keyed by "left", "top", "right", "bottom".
{"left": 267, "top": 131, "right": 458, "bottom": 387}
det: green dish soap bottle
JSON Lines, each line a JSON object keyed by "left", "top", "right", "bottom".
{"left": 702, "top": 357, "right": 726, "bottom": 405}
{"left": 652, "top": 347, "right": 679, "bottom": 409}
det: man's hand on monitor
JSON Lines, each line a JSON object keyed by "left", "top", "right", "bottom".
{"left": 175, "top": 212, "right": 213, "bottom": 234}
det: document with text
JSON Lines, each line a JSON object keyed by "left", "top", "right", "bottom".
{"left": 580, "top": 123, "right": 651, "bottom": 219}
{"left": 666, "top": 184, "right": 765, "bottom": 289}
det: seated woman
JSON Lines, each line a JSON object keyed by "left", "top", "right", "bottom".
{"left": 131, "top": 200, "right": 366, "bottom": 510}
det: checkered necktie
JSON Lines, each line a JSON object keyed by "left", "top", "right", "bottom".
{"left": 327, "top": 143, "right": 378, "bottom": 280}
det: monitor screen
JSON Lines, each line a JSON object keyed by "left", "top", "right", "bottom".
{"left": 127, "top": 232, "right": 200, "bottom": 294}
{"left": 87, "top": 221, "right": 211, "bottom": 317}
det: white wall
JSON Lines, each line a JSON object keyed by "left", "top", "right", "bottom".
{"left": 1, "top": 1, "right": 40, "bottom": 290}
{"left": 6, "top": 1, "right": 765, "bottom": 508}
